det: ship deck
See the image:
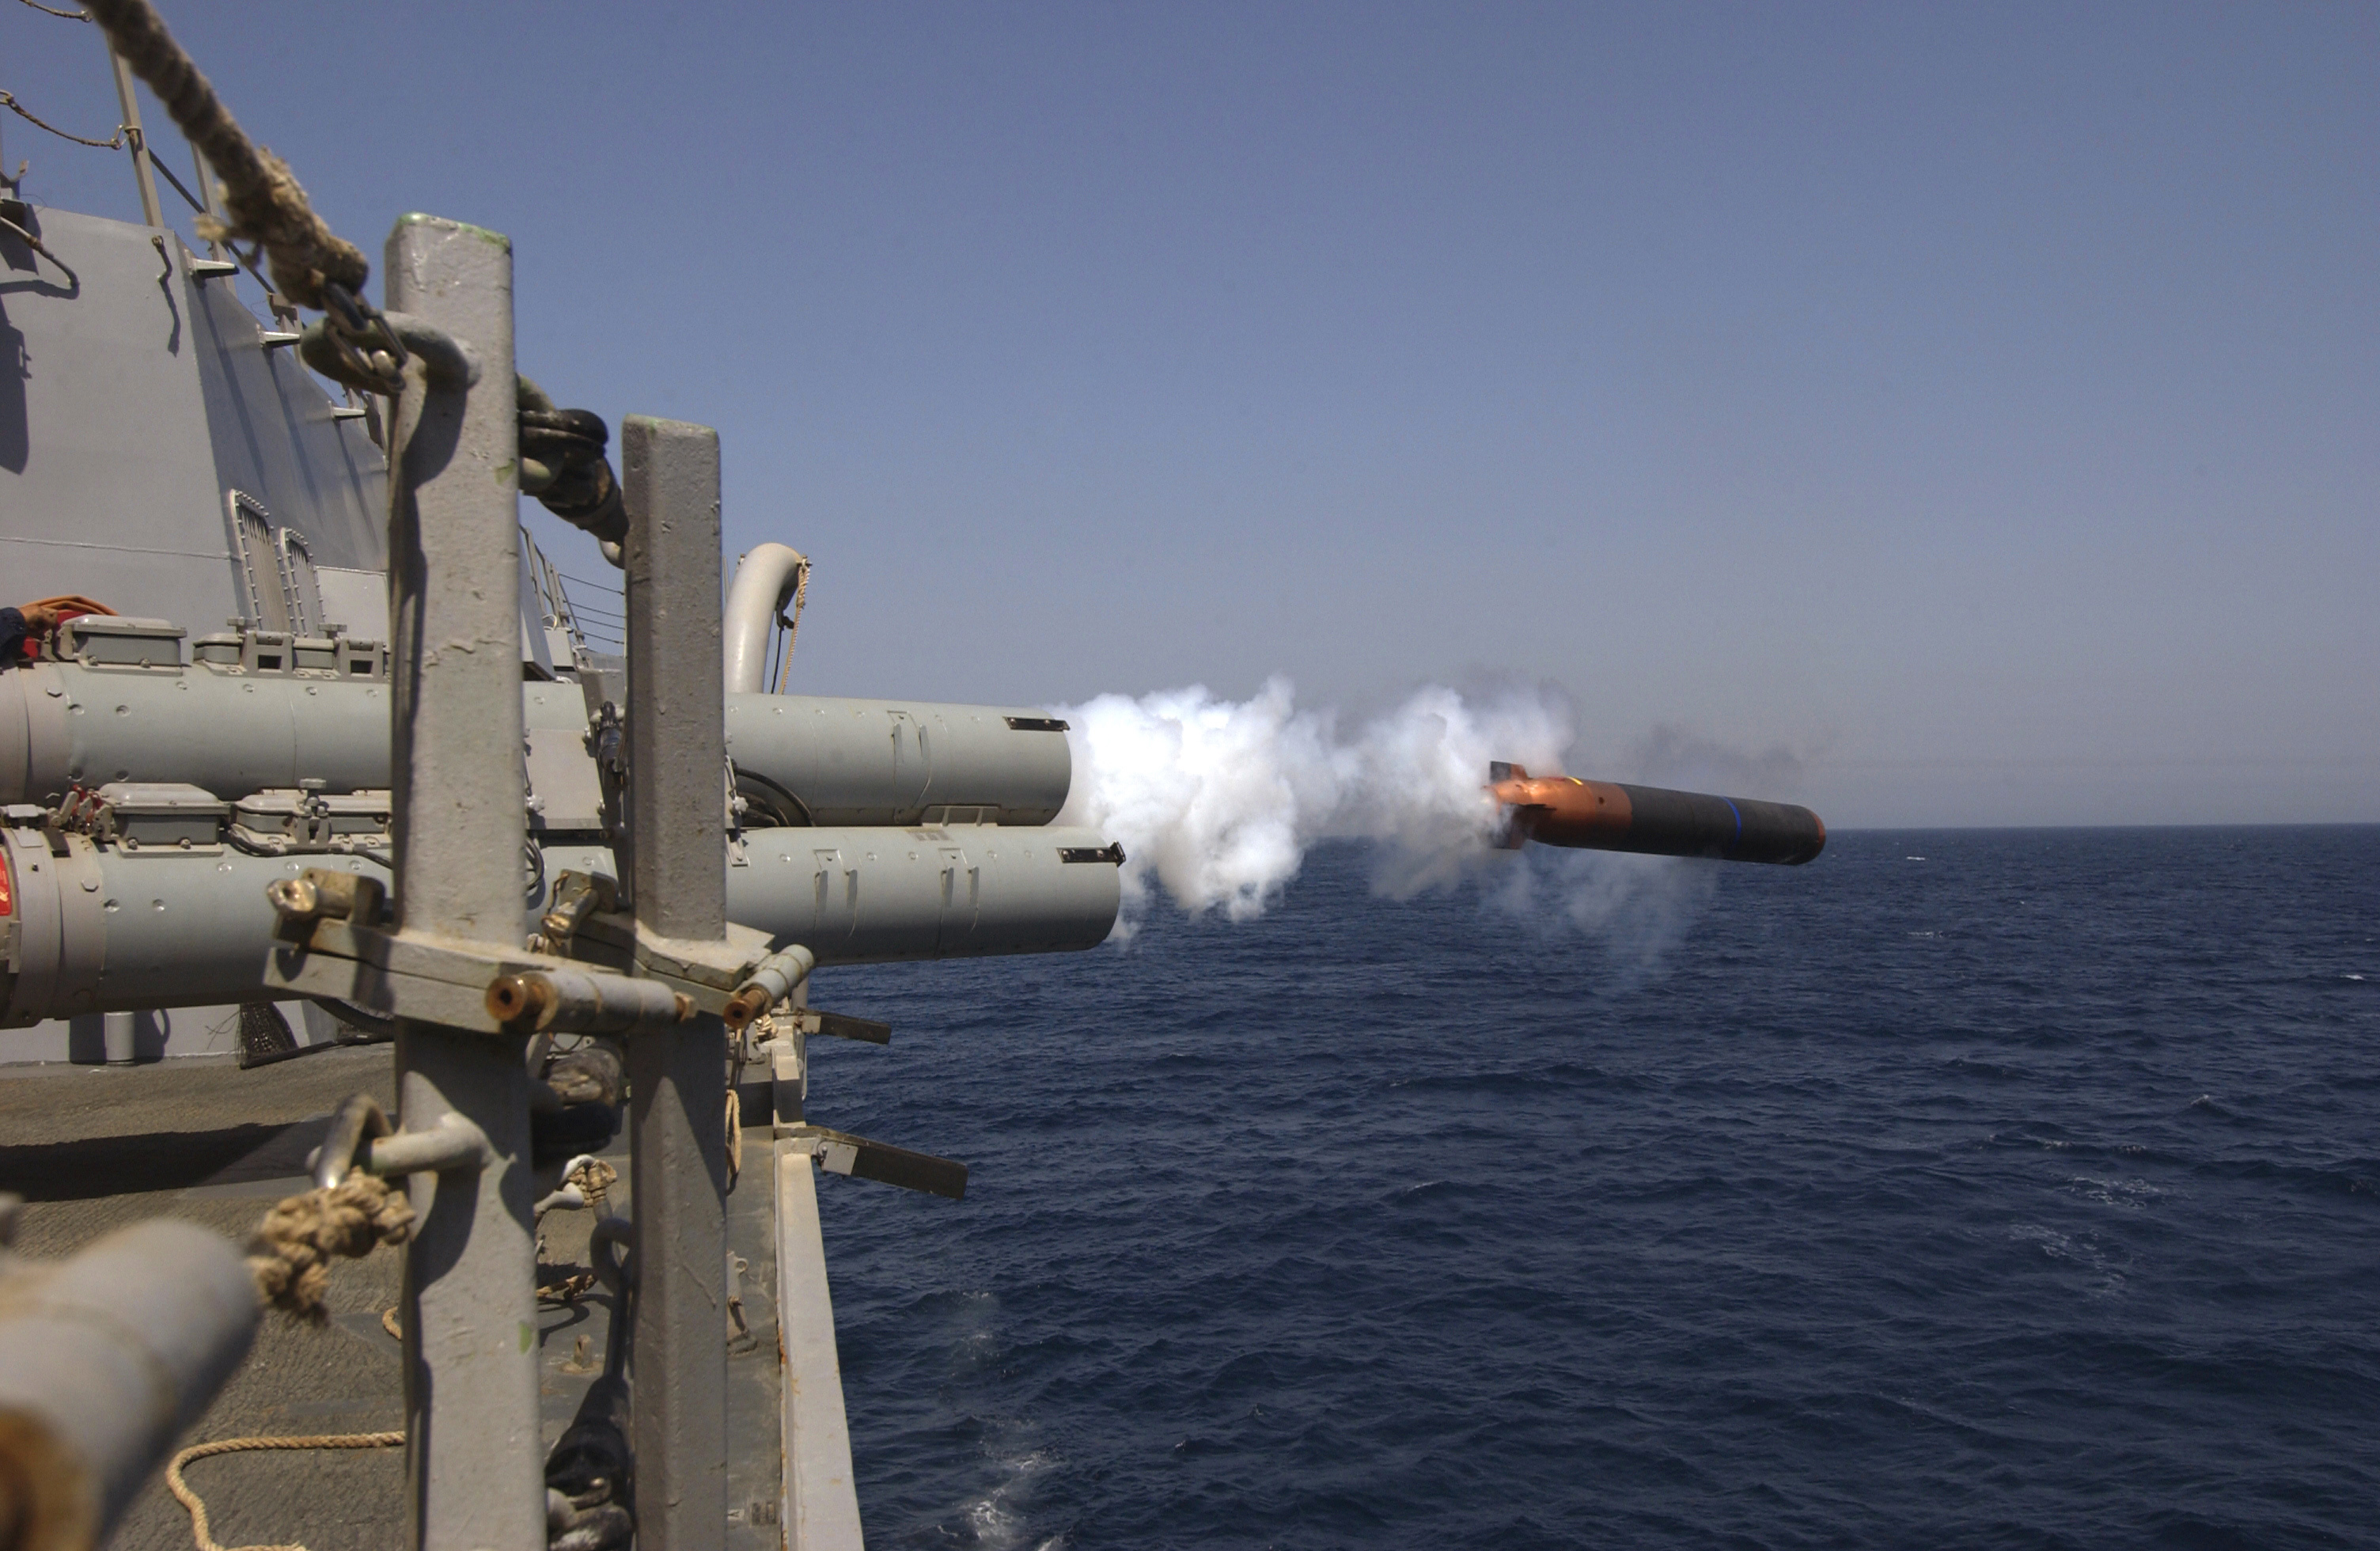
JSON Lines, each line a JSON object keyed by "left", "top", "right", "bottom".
{"left": 0, "top": 1046, "right": 786, "bottom": 1551}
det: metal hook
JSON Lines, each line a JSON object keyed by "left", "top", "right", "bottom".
{"left": 312, "top": 1092, "right": 392, "bottom": 1189}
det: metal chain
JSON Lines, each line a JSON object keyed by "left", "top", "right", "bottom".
{"left": 0, "top": 87, "right": 124, "bottom": 148}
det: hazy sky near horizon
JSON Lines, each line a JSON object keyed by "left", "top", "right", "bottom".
{"left": 11, "top": 2, "right": 2374, "bottom": 825}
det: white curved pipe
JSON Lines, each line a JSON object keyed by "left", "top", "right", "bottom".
{"left": 723, "top": 543, "right": 809, "bottom": 694}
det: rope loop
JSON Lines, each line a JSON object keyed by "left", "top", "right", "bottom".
{"left": 168, "top": 1433, "right": 404, "bottom": 1551}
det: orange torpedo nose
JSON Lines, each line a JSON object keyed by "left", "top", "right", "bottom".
{"left": 1487, "top": 763, "right": 1825, "bottom": 865}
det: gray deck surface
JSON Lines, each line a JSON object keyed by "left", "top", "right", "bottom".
{"left": 0, "top": 1048, "right": 635, "bottom": 1551}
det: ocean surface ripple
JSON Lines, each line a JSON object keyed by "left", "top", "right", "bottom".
{"left": 809, "top": 826, "right": 2380, "bottom": 1549}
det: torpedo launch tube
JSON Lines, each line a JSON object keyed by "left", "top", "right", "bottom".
{"left": 1489, "top": 763, "right": 1825, "bottom": 865}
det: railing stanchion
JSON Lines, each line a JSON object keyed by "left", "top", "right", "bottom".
{"left": 621, "top": 415, "right": 732, "bottom": 1551}
{"left": 383, "top": 213, "right": 543, "bottom": 1551}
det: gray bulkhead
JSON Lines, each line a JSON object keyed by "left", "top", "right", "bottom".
{"left": 3, "top": 204, "right": 386, "bottom": 1058}
{"left": 1, "top": 204, "right": 1116, "bottom": 1063}
{"left": 1, "top": 206, "right": 386, "bottom": 630}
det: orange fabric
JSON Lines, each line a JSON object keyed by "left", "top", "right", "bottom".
{"left": 11, "top": 595, "right": 116, "bottom": 660}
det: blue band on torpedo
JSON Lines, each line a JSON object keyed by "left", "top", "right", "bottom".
{"left": 1723, "top": 798, "right": 1743, "bottom": 854}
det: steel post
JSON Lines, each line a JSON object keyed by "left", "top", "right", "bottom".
{"left": 102, "top": 1008, "right": 135, "bottom": 1065}
{"left": 104, "top": 44, "right": 162, "bottom": 231}
{"left": 383, "top": 214, "right": 542, "bottom": 1551}
{"left": 622, "top": 415, "right": 730, "bottom": 1551}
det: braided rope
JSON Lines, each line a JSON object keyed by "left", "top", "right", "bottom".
{"left": 246, "top": 1173, "right": 414, "bottom": 1323}
{"left": 0, "top": 88, "right": 124, "bottom": 149}
{"left": 167, "top": 1433, "right": 404, "bottom": 1551}
{"left": 81, "top": 0, "right": 367, "bottom": 306}
{"left": 773, "top": 558, "right": 810, "bottom": 691}
{"left": 567, "top": 1155, "right": 618, "bottom": 1215}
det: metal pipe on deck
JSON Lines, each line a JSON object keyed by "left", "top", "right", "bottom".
{"left": 722, "top": 542, "right": 809, "bottom": 696}
{"left": 0, "top": 1217, "right": 259, "bottom": 1551}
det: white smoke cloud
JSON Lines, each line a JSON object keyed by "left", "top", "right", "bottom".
{"left": 1052, "top": 677, "right": 1580, "bottom": 938}
{"left": 1481, "top": 844, "right": 1721, "bottom": 984}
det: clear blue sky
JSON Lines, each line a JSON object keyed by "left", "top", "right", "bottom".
{"left": 10, "top": 2, "right": 2374, "bottom": 825}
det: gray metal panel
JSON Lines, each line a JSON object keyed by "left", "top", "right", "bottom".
{"left": 315, "top": 565, "right": 388, "bottom": 639}
{"left": 775, "top": 1146, "right": 865, "bottom": 1549}
{"left": 0, "top": 208, "right": 239, "bottom": 628}
{"left": 183, "top": 253, "right": 385, "bottom": 573}
{"left": 0, "top": 1002, "right": 322, "bottom": 1064}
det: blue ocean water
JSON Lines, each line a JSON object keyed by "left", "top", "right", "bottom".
{"left": 808, "top": 827, "right": 2380, "bottom": 1549}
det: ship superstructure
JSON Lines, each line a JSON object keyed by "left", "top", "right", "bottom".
{"left": 1, "top": 6, "right": 1124, "bottom": 1549}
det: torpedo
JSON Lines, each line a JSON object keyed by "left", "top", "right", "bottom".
{"left": 1488, "top": 762, "right": 1826, "bottom": 865}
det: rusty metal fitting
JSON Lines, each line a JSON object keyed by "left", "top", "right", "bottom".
{"left": 487, "top": 967, "right": 693, "bottom": 1035}
{"left": 486, "top": 973, "right": 559, "bottom": 1027}
{"left": 265, "top": 867, "right": 386, "bottom": 928}
{"left": 721, "top": 945, "right": 815, "bottom": 1033}
{"left": 721, "top": 984, "right": 772, "bottom": 1031}
{"left": 265, "top": 875, "right": 321, "bottom": 919}
{"left": 539, "top": 869, "right": 619, "bottom": 948}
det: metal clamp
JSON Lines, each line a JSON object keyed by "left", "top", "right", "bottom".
{"left": 299, "top": 297, "right": 479, "bottom": 398}
{"left": 267, "top": 868, "right": 388, "bottom": 940}
{"left": 265, "top": 888, "right": 703, "bottom": 1036}
{"left": 540, "top": 870, "right": 618, "bottom": 950}
{"left": 305, "top": 280, "right": 410, "bottom": 396}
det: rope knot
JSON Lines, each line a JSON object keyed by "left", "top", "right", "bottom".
{"left": 245, "top": 1172, "right": 414, "bottom": 1322}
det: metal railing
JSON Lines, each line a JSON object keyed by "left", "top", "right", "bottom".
{"left": 557, "top": 567, "right": 627, "bottom": 654}
{"left": 521, "top": 527, "right": 612, "bottom": 654}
